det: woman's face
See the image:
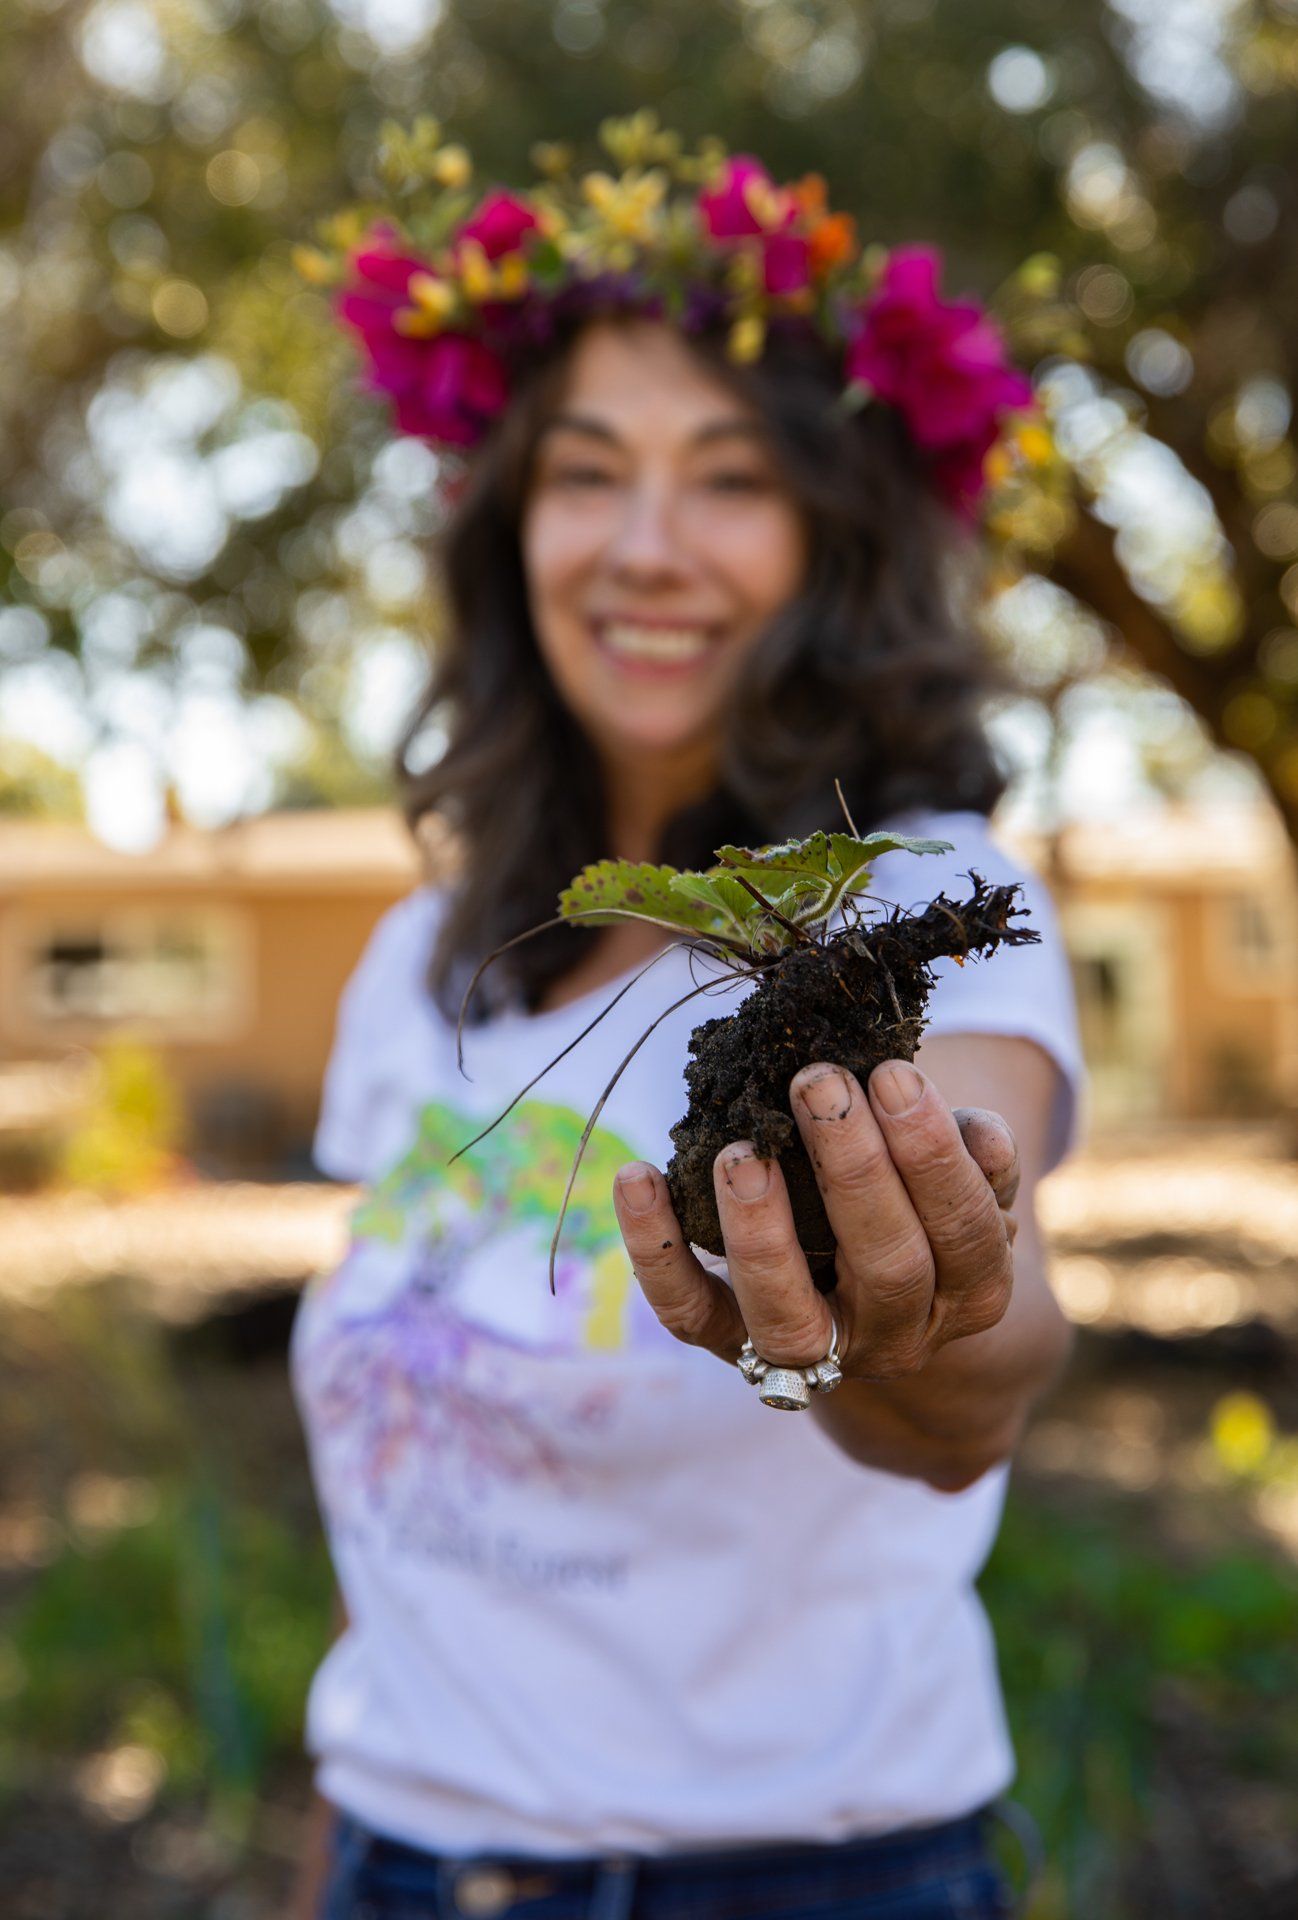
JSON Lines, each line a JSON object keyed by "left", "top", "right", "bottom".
{"left": 520, "top": 320, "right": 809, "bottom": 766}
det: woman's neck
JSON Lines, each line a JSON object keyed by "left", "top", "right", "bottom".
{"left": 603, "top": 741, "right": 718, "bottom": 864}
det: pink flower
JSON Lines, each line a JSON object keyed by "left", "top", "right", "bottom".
{"left": 761, "top": 230, "right": 812, "bottom": 296}
{"left": 337, "top": 244, "right": 510, "bottom": 445}
{"left": 846, "top": 246, "right": 1032, "bottom": 511}
{"left": 698, "top": 156, "right": 795, "bottom": 239}
{"left": 455, "top": 190, "right": 541, "bottom": 261}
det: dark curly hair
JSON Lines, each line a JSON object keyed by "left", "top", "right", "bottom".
{"left": 396, "top": 312, "right": 1009, "bottom": 1021}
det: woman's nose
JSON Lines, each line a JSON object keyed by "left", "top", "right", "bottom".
{"left": 605, "top": 482, "right": 690, "bottom": 580}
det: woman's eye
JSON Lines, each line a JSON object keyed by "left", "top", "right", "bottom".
{"left": 703, "top": 472, "right": 767, "bottom": 493}
{"left": 552, "top": 466, "right": 615, "bottom": 487}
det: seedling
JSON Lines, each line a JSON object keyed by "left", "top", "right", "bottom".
{"left": 455, "top": 786, "right": 1038, "bottom": 1290}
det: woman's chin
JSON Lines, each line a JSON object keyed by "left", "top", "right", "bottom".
{"left": 594, "top": 714, "right": 721, "bottom": 763}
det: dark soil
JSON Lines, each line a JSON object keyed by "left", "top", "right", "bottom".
{"left": 666, "top": 876, "right": 1037, "bottom": 1284}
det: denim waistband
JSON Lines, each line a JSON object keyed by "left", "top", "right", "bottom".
{"left": 326, "top": 1802, "right": 1019, "bottom": 1920}
{"left": 346, "top": 1805, "right": 994, "bottom": 1883}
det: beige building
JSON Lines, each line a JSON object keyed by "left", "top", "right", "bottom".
{"left": 1032, "top": 807, "right": 1298, "bottom": 1127}
{"left": 1, "top": 802, "right": 1296, "bottom": 1175}
{"left": 0, "top": 809, "right": 424, "bottom": 1174}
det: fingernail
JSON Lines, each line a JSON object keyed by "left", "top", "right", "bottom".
{"left": 872, "top": 1061, "right": 923, "bottom": 1116}
{"left": 616, "top": 1164, "right": 656, "bottom": 1213}
{"left": 798, "top": 1066, "right": 850, "bottom": 1121}
{"left": 724, "top": 1149, "right": 770, "bottom": 1202}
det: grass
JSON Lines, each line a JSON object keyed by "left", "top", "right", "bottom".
{"left": 981, "top": 1489, "right": 1298, "bottom": 1914}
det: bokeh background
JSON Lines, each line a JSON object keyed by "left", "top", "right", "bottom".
{"left": 3, "top": 3, "right": 1298, "bottom": 1916}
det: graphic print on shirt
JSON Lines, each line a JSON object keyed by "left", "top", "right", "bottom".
{"left": 295, "top": 1097, "right": 660, "bottom": 1541}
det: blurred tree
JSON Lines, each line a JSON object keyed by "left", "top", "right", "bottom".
{"left": 3, "top": 0, "right": 1298, "bottom": 833}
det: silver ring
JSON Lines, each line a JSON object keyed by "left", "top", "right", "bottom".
{"left": 737, "top": 1310, "right": 844, "bottom": 1411}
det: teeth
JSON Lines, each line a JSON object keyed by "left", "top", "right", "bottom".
{"left": 600, "top": 622, "right": 712, "bottom": 662}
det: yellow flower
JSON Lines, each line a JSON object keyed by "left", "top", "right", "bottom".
{"left": 982, "top": 443, "right": 1014, "bottom": 490}
{"left": 321, "top": 209, "right": 365, "bottom": 249}
{"left": 1016, "top": 252, "right": 1062, "bottom": 299}
{"left": 727, "top": 314, "right": 766, "bottom": 364}
{"left": 432, "top": 143, "right": 471, "bottom": 188}
{"left": 599, "top": 108, "right": 669, "bottom": 169}
{"left": 531, "top": 140, "right": 574, "bottom": 177}
{"left": 291, "top": 245, "right": 335, "bottom": 286}
{"left": 1014, "top": 422, "right": 1055, "bottom": 466}
{"left": 580, "top": 167, "right": 667, "bottom": 242}
{"left": 494, "top": 252, "right": 530, "bottom": 299}
{"left": 582, "top": 171, "right": 620, "bottom": 214}
{"left": 741, "top": 173, "right": 792, "bottom": 232}
{"left": 394, "top": 306, "right": 442, "bottom": 338}
{"left": 408, "top": 271, "right": 457, "bottom": 320}
{"left": 1211, "top": 1392, "right": 1275, "bottom": 1475}
{"left": 457, "top": 238, "right": 496, "bottom": 303}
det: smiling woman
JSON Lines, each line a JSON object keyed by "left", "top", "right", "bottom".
{"left": 292, "top": 126, "right": 1082, "bottom": 1920}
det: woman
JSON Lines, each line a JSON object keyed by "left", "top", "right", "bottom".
{"left": 291, "top": 131, "right": 1082, "bottom": 1919}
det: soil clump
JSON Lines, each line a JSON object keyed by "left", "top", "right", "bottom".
{"left": 665, "top": 876, "right": 1037, "bottom": 1285}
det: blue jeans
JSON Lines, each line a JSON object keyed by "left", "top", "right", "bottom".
{"left": 319, "top": 1806, "right": 1023, "bottom": 1919}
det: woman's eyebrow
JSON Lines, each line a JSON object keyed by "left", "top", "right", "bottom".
{"left": 537, "top": 413, "right": 767, "bottom": 449}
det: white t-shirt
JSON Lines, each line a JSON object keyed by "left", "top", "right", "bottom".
{"left": 291, "top": 809, "right": 1083, "bottom": 1859}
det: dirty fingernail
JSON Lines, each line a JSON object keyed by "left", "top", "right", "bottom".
{"left": 799, "top": 1067, "right": 850, "bottom": 1121}
{"left": 872, "top": 1061, "right": 923, "bottom": 1116}
{"left": 724, "top": 1149, "right": 770, "bottom": 1202}
{"left": 616, "top": 1164, "right": 657, "bottom": 1213}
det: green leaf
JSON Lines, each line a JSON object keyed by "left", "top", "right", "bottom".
{"left": 558, "top": 832, "right": 954, "bottom": 957}
{"left": 669, "top": 871, "right": 792, "bottom": 951}
{"left": 525, "top": 235, "right": 566, "bottom": 283}
{"left": 714, "top": 831, "right": 953, "bottom": 931}
{"left": 558, "top": 860, "right": 752, "bottom": 949}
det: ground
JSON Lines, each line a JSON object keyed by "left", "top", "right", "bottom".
{"left": 0, "top": 1125, "right": 1296, "bottom": 1919}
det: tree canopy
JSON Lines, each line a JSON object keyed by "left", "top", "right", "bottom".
{"left": 3, "top": 0, "right": 1298, "bottom": 833}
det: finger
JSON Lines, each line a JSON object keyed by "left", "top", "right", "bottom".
{"left": 613, "top": 1162, "right": 746, "bottom": 1360}
{"left": 954, "top": 1107, "right": 1021, "bottom": 1213}
{"left": 789, "top": 1064, "right": 937, "bottom": 1371}
{"left": 713, "top": 1143, "right": 832, "bottom": 1368}
{"left": 866, "top": 1062, "right": 1013, "bottom": 1344}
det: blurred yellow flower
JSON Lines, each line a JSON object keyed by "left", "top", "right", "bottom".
{"left": 580, "top": 167, "right": 668, "bottom": 242}
{"left": 983, "top": 443, "right": 1014, "bottom": 490}
{"left": 432, "top": 144, "right": 472, "bottom": 189}
{"left": 395, "top": 271, "right": 457, "bottom": 335}
{"left": 291, "top": 245, "right": 335, "bottom": 286}
{"left": 741, "top": 174, "right": 793, "bottom": 232}
{"left": 532, "top": 141, "right": 574, "bottom": 177}
{"left": 1016, "top": 253, "right": 1062, "bottom": 298}
{"left": 409, "top": 272, "right": 456, "bottom": 316}
{"left": 1211, "top": 1392, "right": 1275, "bottom": 1475}
{"left": 727, "top": 314, "right": 766, "bottom": 364}
{"left": 1014, "top": 422, "right": 1055, "bottom": 465}
{"left": 458, "top": 238, "right": 496, "bottom": 303}
{"left": 495, "top": 252, "right": 530, "bottom": 299}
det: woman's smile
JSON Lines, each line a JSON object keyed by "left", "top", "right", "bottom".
{"left": 590, "top": 615, "right": 724, "bottom": 674}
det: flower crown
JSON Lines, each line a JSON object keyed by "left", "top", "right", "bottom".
{"left": 302, "top": 113, "right": 1040, "bottom": 519}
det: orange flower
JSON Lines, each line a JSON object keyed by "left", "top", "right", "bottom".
{"left": 808, "top": 212, "right": 856, "bottom": 276}
{"left": 791, "top": 173, "right": 828, "bottom": 219}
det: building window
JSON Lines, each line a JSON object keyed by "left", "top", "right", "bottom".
{"left": 1227, "top": 895, "right": 1280, "bottom": 976}
{"left": 19, "top": 909, "right": 246, "bottom": 1037}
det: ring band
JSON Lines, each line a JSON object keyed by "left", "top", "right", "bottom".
{"left": 737, "top": 1312, "right": 844, "bottom": 1411}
